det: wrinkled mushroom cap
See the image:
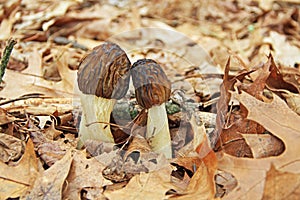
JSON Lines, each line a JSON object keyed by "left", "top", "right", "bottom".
{"left": 131, "top": 59, "right": 171, "bottom": 109}
{"left": 77, "top": 42, "right": 131, "bottom": 100}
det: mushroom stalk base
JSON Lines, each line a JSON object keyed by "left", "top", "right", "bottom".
{"left": 78, "top": 94, "right": 116, "bottom": 148}
{"left": 147, "top": 103, "right": 172, "bottom": 158}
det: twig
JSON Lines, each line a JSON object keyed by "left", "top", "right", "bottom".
{"left": 0, "top": 93, "right": 46, "bottom": 106}
{"left": 0, "top": 38, "right": 17, "bottom": 83}
{"left": 86, "top": 121, "right": 127, "bottom": 129}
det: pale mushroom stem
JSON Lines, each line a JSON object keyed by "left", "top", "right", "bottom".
{"left": 77, "top": 93, "right": 116, "bottom": 148}
{"left": 147, "top": 103, "right": 172, "bottom": 158}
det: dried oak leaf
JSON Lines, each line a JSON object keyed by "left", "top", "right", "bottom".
{"left": 0, "top": 108, "right": 17, "bottom": 125}
{"left": 0, "top": 133, "right": 24, "bottom": 163}
{"left": 169, "top": 151, "right": 217, "bottom": 200}
{"left": 37, "top": 142, "right": 66, "bottom": 167}
{"left": 101, "top": 138, "right": 167, "bottom": 183}
{"left": 62, "top": 150, "right": 110, "bottom": 199}
{"left": 169, "top": 115, "right": 218, "bottom": 199}
{"left": 243, "top": 133, "right": 284, "bottom": 158}
{"left": 0, "top": 139, "right": 38, "bottom": 199}
{"left": 233, "top": 90, "right": 300, "bottom": 171}
{"left": 265, "top": 53, "right": 299, "bottom": 93}
{"left": 215, "top": 55, "right": 293, "bottom": 158}
{"left": 30, "top": 131, "right": 66, "bottom": 167}
{"left": 215, "top": 170, "right": 238, "bottom": 198}
{"left": 104, "top": 164, "right": 179, "bottom": 200}
{"left": 124, "top": 136, "right": 167, "bottom": 173}
{"left": 26, "top": 150, "right": 73, "bottom": 199}
{"left": 262, "top": 164, "right": 300, "bottom": 200}
{"left": 218, "top": 90, "right": 300, "bottom": 199}
{"left": 213, "top": 57, "right": 254, "bottom": 156}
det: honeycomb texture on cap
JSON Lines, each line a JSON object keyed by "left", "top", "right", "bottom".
{"left": 77, "top": 42, "right": 131, "bottom": 99}
{"left": 131, "top": 59, "right": 171, "bottom": 109}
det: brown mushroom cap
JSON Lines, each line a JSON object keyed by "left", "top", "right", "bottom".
{"left": 131, "top": 59, "right": 171, "bottom": 109}
{"left": 77, "top": 42, "right": 131, "bottom": 100}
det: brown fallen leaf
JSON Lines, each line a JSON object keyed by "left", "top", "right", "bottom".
{"left": 63, "top": 150, "right": 110, "bottom": 200}
{"left": 243, "top": 133, "right": 284, "bottom": 158}
{"left": 174, "top": 114, "right": 213, "bottom": 158}
{"left": 25, "top": 150, "right": 73, "bottom": 199}
{"left": 214, "top": 57, "right": 255, "bottom": 156}
{"left": 124, "top": 136, "right": 166, "bottom": 172}
{"left": 37, "top": 142, "right": 66, "bottom": 167}
{"left": 281, "top": 90, "right": 300, "bottom": 115}
{"left": 0, "top": 139, "right": 38, "bottom": 199}
{"left": 30, "top": 128, "right": 67, "bottom": 167}
{"left": 241, "top": 55, "right": 271, "bottom": 99}
{"left": 233, "top": 90, "right": 300, "bottom": 171}
{"left": 170, "top": 151, "right": 217, "bottom": 200}
{"left": 124, "top": 135, "right": 152, "bottom": 158}
{"left": 215, "top": 170, "right": 238, "bottom": 198}
{"left": 169, "top": 113, "right": 217, "bottom": 199}
{"left": 0, "top": 70, "right": 70, "bottom": 98}
{"left": 43, "top": 121, "right": 63, "bottom": 140}
{"left": 0, "top": 107, "right": 17, "bottom": 125}
{"left": 218, "top": 90, "right": 300, "bottom": 199}
{"left": 0, "top": 133, "right": 24, "bottom": 163}
{"left": 104, "top": 164, "right": 179, "bottom": 200}
{"left": 265, "top": 54, "right": 299, "bottom": 93}
{"left": 262, "top": 164, "right": 300, "bottom": 200}
{"left": 218, "top": 152, "right": 269, "bottom": 200}
{"left": 216, "top": 55, "right": 294, "bottom": 158}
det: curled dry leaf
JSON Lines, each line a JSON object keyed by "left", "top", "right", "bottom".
{"left": 30, "top": 129, "right": 67, "bottom": 167}
{"left": 169, "top": 114, "right": 217, "bottom": 199}
{"left": 124, "top": 136, "right": 168, "bottom": 172}
{"left": 0, "top": 139, "right": 38, "bottom": 199}
{"left": 232, "top": 90, "right": 300, "bottom": 172}
{"left": 171, "top": 121, "right": 192, "bottom": 156}
{"left": 213, "top": 57, "right": 255, "bottom": 155}
{"left": 104, "top": 165, "right": 178, "bottom": 200}
{"left": 63, "top": 150, "right": 110, "bottom": 200}
{"left": 43, "top": 121, "right": 63, "bottom": 140}
{"left": 218, "top": 90, "right": 300, "bottom": 199}
{"left": 37, "top": 142, "right": 66, "bottom": 167}
{"left": 264, "top": 54, "right": 299, "bottom": 93}
{"left": 215, "top": 54, "right": 295, "bottom": 158}
{"left": 0, "top": 107, "right": 16, "bottom": 125}
{"left": 26, "top": 150, "right": 73, "bottom": 200}
{"left": 0, "top": 133, "right": 24, "bottom": 163}
{"left": 243, "top": 133, "right": 284, "bottom": 158}
{"left": 101, "top": 144, "right": 168, "bottom": 183}
{"left": 215, "top": 170, "right": 238, "bottom": 198}
{"left": 170, "top": 152, "right": 217, "bottom": 200}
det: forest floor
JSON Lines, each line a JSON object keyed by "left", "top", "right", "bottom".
{"left": 0, "top": 0, "right": 300, "bottom": 199}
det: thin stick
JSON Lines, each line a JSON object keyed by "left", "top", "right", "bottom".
{"left": 85, "top": 121, "right": 127, "bottom": 129}
{"left": 0, "top": 38, "right": 17, "bottom": 83}
{"left": 202, "top": 97, "right": 220, "bottom": 108}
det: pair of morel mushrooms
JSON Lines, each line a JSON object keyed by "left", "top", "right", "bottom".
{"left": 77, "top": 42, "right": 172, "bottom": 158}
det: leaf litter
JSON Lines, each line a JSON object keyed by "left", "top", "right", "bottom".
{"left": 0, "top": 0, "right": 300, "bottom": 199}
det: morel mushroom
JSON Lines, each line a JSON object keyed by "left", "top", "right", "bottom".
{"left": 77, "top": 42, "right": 131, "bottom": 148}
{"left": 131, "top": 59, "right": 172, "bottom": 158}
